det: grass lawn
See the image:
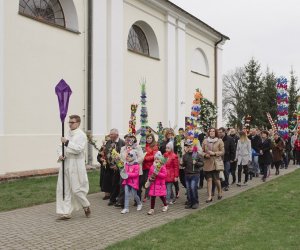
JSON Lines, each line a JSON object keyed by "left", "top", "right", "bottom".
{"left": 108, "top": 170, "right": 300, "bottom": 250}
{"left": 0, "top": 169, "right": 100, "bottom": 212}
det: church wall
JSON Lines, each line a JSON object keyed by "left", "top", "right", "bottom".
{"left": 0, "top": 0, "right": 87, "bottom": 173}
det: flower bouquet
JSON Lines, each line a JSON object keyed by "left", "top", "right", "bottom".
{"left": 145, "top": 157, "right": 166, "bottom": 188}
{"left": 111, "top": 149, "right": 128, "bottom": 179}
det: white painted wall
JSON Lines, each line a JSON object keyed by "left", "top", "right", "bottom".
{"left": 0, "top": 0, "right": 87, "bottom": 174}
{"left": 166, "top": 14, "right": 177, "bottom": 128}
{"left": 177, "top": 20, "right": 186, "bottom": 129}
{"left": 185, "top": 26, "right": 215, "bottom": 118}
{"left": 0, "top": 0, "right": 4, "bottom": 174}
{"left": 0, "top": 0, "right": 4, "bottom": 135}
{"left": 216, "top": 44, "right": 224, "bottom": 127}
{"left": 108, "top": 0, "right": 124, "bottom": 131}
{"left": 123, "top": 0, "right": 166, "bottom": 132}
{"left": 92, "top": 0, "right": 107, "bottom": 136}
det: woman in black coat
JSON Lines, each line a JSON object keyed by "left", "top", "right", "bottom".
{"left": 258, "top": 130, "right": 273, "bottom": 182}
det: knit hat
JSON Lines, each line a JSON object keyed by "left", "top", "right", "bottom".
{"left": 127, "top": 150, "right": 137, "bottom": 162}
{"left": 154, "top": 151, "right": 164, "bottom": 161}
{"left": 166, "top": 141, "right": 174, "bottom": 151}
{"left": 124, "top": 133, "right": 137, "bottom": 143}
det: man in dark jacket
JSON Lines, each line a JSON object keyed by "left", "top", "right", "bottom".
{"left": 229, "top": 128, "right": 239, "bottom": 184}
{"left": 218, "top": 127, "right": 235, "bottom": 190}
{"left": 104, "top": 129, "right": 125, "bottom": 206}
{"left": 248, "top": 128, "right": 261, "bottom": 176}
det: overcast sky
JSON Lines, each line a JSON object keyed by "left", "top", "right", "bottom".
{"left": 172, "top": 0, "right": 300, "bottom": 83}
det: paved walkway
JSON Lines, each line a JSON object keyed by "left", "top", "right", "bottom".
{"left": 0, "top": 165, "right": 298, "bottom": 250}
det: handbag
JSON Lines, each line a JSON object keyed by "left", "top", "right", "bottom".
{"left": 219, "top": 171, "right": 225, "bottom": 180}
{"left": 214, "top": 157, "right": 224, "bottom": 171}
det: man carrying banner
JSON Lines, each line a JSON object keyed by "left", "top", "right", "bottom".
{"left": 56, "top": 115, "right": 91, "bottom": 220}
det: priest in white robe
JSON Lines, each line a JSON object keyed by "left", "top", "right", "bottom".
{"left": 56, "top": 115, "right": 91, "bottom": 220}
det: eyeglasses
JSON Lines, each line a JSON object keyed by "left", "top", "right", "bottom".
{"left": 68, "top": 121, "right": 77, "bottom": 124}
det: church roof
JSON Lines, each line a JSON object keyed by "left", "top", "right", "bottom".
{"left": 165, "top": 0, "right": 230, "bottom": 41}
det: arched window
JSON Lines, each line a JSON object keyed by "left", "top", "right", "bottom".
{"left": 127, "top": 25, "right": 149, "bottom": 56}
{"left": 19, "top": 0, "right": 65, "bottom": 27}
{"left": 191, "top": 48, "right": 209, "bottom": 77}
{"left": 127, "top": 21, "right": 159, "bottom": 59}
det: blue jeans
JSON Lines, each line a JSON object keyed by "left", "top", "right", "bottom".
{"left": 185, "top": 175, "right": 199, "bottom": 205}
{"left": 224, "top": 161, "right": 230, "bottom": 186}
{"left": 166, "top": 182, "right": 174, "bottom": 203}
{"left": 124, "top": 185, "right": 141, "bottom": 209}
{"left": 252, "top": 155, "right": 259, "bottom": 174}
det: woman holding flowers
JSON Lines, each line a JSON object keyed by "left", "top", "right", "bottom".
{"left": 142, "top": 133, "right": 158, "bottom": 201}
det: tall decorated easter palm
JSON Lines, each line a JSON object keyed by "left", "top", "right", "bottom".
{"left": 185, "top": 88, "right": 202, "bottom": 149}
{"left": 139, "top": 79, "right": 148, "bottom": 152}
{"left": 276, "top": 77, "right": 289, "bottom": 140}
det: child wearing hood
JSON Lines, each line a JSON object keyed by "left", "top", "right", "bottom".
{"left": 147, "top": 151, "right": 168, "bottom": 215}
{"left": 121, "top": 150, "right": 142, "bottom": 214}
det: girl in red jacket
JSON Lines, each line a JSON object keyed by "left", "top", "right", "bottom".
{"left": 142, "top": 134, "right": 158, "bottom": 202}
{"left": 164, "top": 141, "right": 179, "bottom": 204}
{"left": 121, "top": 150, "right": 142, "bottom": 214}
{"left": 147, "top": 151, "right": 168, "bottom": 215}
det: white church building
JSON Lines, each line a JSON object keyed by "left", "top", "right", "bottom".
{"left": 0, "top": 0, "right": 229, "bottom": 174}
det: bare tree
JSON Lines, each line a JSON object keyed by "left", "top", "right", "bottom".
{"left": 222, "top": 67, "right": 247, "bottom": 129}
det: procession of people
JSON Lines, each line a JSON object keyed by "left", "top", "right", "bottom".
{"left": 55, "top": 114, "right": 298, "bottom": 220}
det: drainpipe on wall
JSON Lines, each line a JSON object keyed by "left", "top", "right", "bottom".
{"left": 87, "top": 0, "right": 93, "bottom": 165}
{"left": 214, "top": 37, "right": 223, "bottom": 125}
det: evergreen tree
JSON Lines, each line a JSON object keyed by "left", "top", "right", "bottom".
{"left": 288, "top": 68, "right": 299, "bottom": 129}
{"left": 260, "top": 68, "right": 277, "bottom": 128}
{"left": 244, "top": 58, "right": 263, "bottom": 127}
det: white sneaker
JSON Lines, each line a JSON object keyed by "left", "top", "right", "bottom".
{"left": 137, "top": 204, "right": 142, "bottom": 211}
{"left": 121, "top": 208, "right": 129, "bottom": 214}
{"left": 168, "top": 201, "right": 174, "bottom": 205}
{"left": 162, "top": 205, "right": 168, "bottom": 212}
{"left": 147, "top": 209, "right": 154, "bottom": 215}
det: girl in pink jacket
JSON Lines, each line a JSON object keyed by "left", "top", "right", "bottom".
{"left": 121, "top": 150, "right": 142, "bottom": 214}
{"left": 147, "top": 151, "right": 168, "bottom": 215}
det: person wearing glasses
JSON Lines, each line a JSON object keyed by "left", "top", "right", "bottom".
{"left": 56, "top": 115, "right": 91, "bottom": 220}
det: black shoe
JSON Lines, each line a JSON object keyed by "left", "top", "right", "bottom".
{"left": 206, "top": 198, "right": 213, "bottom": 203}
{"left": 83, "top": 207, "right": 91, "bottom": 218}
{"left": 102, "top": 196, "right": 110, "bottom": 200}
{"left": 217, "top": 195, "right": 222, "bottom": 200}
{"left": 185, "top": 204, "right": 192, "bottom": 209}
{"left": 108, "top": 201, "right": 115, "bottom": 206}
{"left": 223, "top": 187, "right": 229, "bottom": 191}
{"left": 114, "top": 203, "right": 123, "bottom": 208}
{"left": 192, "top": 203, "right": 199, "bottom": 209}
